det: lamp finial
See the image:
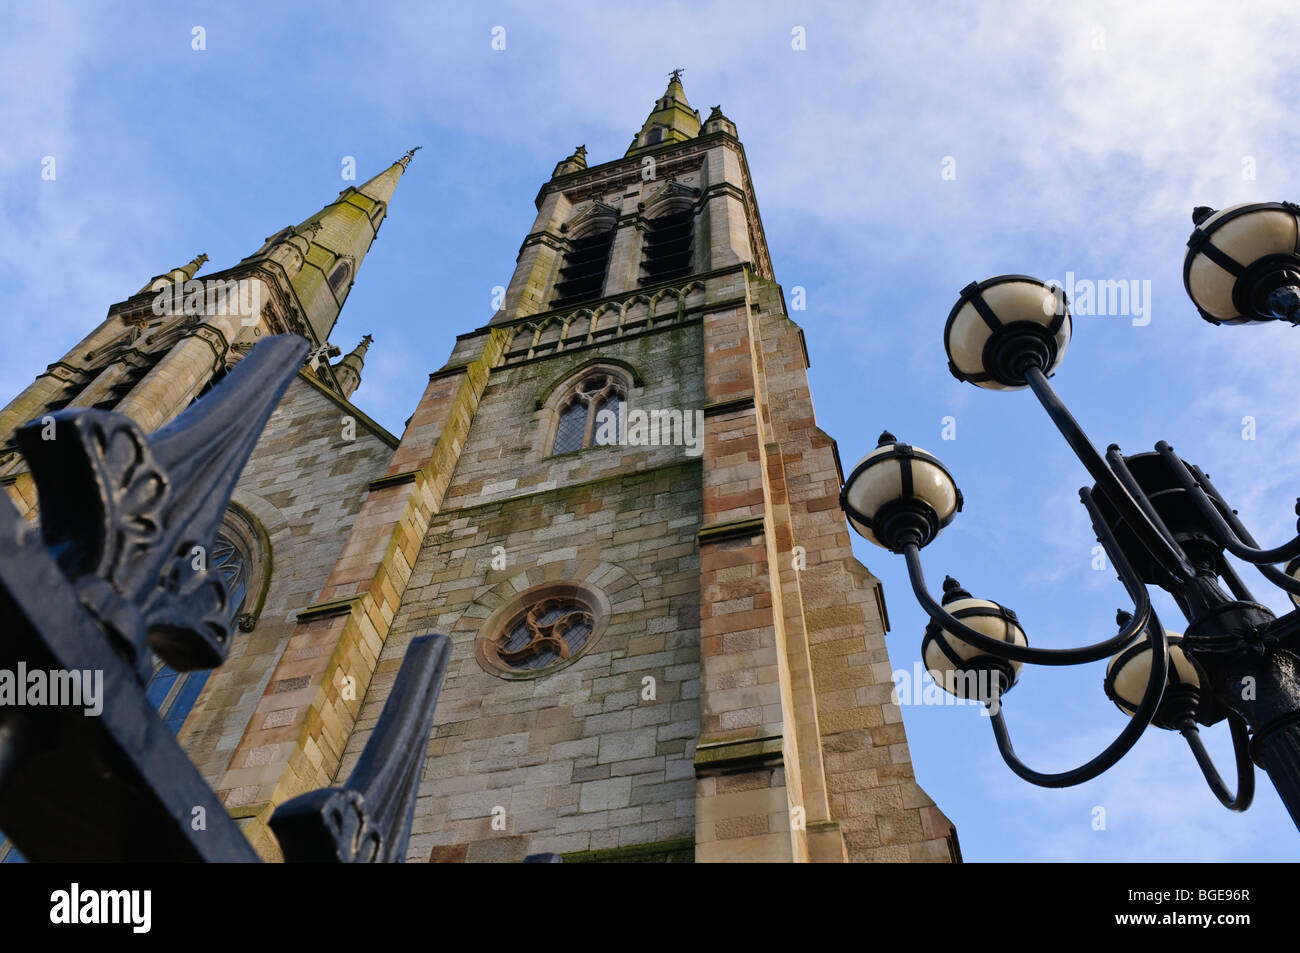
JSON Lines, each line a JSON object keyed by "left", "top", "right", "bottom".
{"left": 940, "top": 576, "right": 972, "bottom": 605}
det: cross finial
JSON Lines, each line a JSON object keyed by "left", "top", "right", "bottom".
{"left": 668, "top": 67, "right": 685, "bottom": 83}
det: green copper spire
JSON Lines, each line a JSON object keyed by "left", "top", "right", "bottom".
{"left": 626, "top": 69, "right": 701, "bottom": 156}
{"left": 251, "top": 151, "right": 417, "bottom": 344}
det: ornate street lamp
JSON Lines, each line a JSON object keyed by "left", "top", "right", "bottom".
{"left": 1185, "top": 202, "right": 1300, "bottom": 325}
{"left": 841, "top": 231, "right": 1300, "bottom": 827}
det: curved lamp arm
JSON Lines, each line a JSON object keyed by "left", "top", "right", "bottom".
{"left": 1156, "top": 441, "right": 1300, "bottom": 568}
{"left": 986, "top": 610, "right": 1169, "bottom": 787}
{"left": 1024, "top": 366, "right": 1193, "bottom": 583}
{"left": 1178, "top": 713, "right": 1255, "bottom": 811}
{"left": 900, "top": 487, "right": 1151, "bottom": 666}
{"left": 1250, "top": 562, "right": 1300, "bottom": 597}
{"left": 1190, "top": 462, "right": 1300, "bottom": 596}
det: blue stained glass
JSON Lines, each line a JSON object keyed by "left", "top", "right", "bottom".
{"left": 146, "top": 669, "right": 178, "bottom": 710}
{"left": 163, "top": 670, "right": 211, "bottom": 735}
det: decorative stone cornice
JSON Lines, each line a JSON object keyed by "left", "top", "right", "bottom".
{"left": 497, "top": 278, "right": 710, "bottom": 367}
{"left": 537, "top": 147, "right": 708, "bottom": 209}
{"left": 693, "top": 734, "right": 783, "bottom": 775}
{"left": 38, "top": 362, "right": 85, "bottom": 384}
{"left": 702, "top": 395, "right": 755, "bottom": 417}
{"left": 296, "top": 594, "right": 363, "bottom": 623}
{"left": 518, "top": 231, "right": 567, "bottom": 256}
{"left": 367, "top": 469, "right": 419, "bottom": 491}
{"left": 428, "top": 363, "right": 472, "bottom": 382}
{"left": 488, "top": 262, "right": 752, "bottom": 334}
{"left": 538, "top": 130, "right": 735, "bottom": 197}
{"left": 534, "top": 132, "right": 772, "bottom": 278}
{"left": 697, "top": 516, "right": 765, "bottom": 545}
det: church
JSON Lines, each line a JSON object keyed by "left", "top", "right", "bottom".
{"left": 0, "top": 74, "right": 957, "bottom": 863}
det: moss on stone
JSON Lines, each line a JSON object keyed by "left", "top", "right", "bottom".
{"left": 561, "top": 837, "right": 695, "bottom": 864}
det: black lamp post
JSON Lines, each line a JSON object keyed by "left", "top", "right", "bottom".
{"left": 841, "top": 211, "right": 1300, "bottom": 830}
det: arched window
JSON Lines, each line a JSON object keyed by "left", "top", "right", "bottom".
{"left": 640, "top": 206, "right": 694, "bottom": 285}
{"left": 328, "top": 260, "right": 351, "bottom": 294}
{"left": 551, "top": 222, "right": 615, "bottom": 309}
{"left": 86, "top": 348, "right": 167, "bottom": 411}
{"left": 551, "top": 371, "right": 626, "bottom": 454}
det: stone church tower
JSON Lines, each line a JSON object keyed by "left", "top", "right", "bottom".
{"left": 0, "top": 75, "right": 956, "bottom": 863}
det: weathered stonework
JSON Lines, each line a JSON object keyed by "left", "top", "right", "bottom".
{"left": 182, "top": 373, "right": 395, "bottom": 790}
{"left": 332, "top": 77, "right": 955, "bottom": 863}
{"left": 0, "top": 79, "right": 957, "bottom": 864}
{"left": 356, "top": 462, "right": 704, "bottom": 861}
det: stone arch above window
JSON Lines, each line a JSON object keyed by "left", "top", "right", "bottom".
{"left": 565, "top": 200, "right": 619, "bottom": 239}
{"left": 482, "top": 585, "right": 601, "bottom": 675}
{"left": 639, "top": 189, "right": 697, "bottom": 286}
{"left": 541, "top": 364, "right": 634, "bottom": 455}
{"left": 641, "top": 180, "right": 698, "bottom": 220}
{"left": 216, "top": 502, "right": 272, "bottom": 632}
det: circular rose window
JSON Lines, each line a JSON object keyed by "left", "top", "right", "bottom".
{"left": 475, "top": 584, "right": 605, "bottom": 678}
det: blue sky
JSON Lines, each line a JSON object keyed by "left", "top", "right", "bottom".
{"left": 4, "top": 1, "right": 1300, "bottom": 861}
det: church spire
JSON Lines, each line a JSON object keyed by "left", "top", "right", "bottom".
{"left": 626, "top": 69, "right": 702, "bottom": 155}
{"left": 552, "top": 144, "right": 588, "bottom": 179}
{"left": 293, "top": 148, "right": 415, "bottom": 234}
{"left": 249, "top": 151, "right": 416, "bottom": 344}
{"left": 138, "top": 252, "right": 208, "bottom": 294}
{"left": 331, "top": 333, "right": 372, "bottom": 400}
